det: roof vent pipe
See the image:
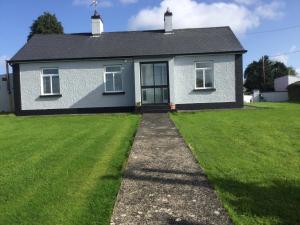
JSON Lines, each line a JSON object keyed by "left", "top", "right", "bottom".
{"left": 91, "top": 10, "right": 104, "bottom": 36}
{"left": 164, "top": 8, "right": 173, "bottom": 33}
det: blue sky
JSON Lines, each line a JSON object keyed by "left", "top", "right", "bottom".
{"left": 0, "top": 0, "right": 300, "bottom": 74}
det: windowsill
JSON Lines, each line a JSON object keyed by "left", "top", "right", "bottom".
{"left": 103, "top": 91, "right": 125, "bottom": 95}
{"left": 193, "top": 88, "right": 216, "bottom": 92}
{"left": 39, "top": 94, "right": 62, "bottom": 98}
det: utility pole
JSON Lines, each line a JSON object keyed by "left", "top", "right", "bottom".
{"left": 5, "top": 61, "right": 11, "bottom": 94}
{"left": 6, "top": 60, "right": 13, "bottom": 112}
{"left": 262, "top": 56, "right": 265, "bottom": 90}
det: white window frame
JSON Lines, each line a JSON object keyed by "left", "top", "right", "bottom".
{"left": 40, "top": 68, "right": 60, "bottom": 96}
{"left": 195, "top": 61, "right": 214, "bottom": 89}
{"left": 104, "top": 65, "right": 123, "bottom": 93}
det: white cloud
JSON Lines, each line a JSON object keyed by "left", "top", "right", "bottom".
{"left": 73, "top": 0, "right": 113, "bottom": 8}
{"left": 271, "top": 55, "right": 288, "bottom": 64}
{"left": 120, "top": 0, "right": 138, "bottom": 4}
{"left": 234, "top": 0, "right": 257, "bottom": 5}
{"left": 271, "top": 45, "right": 297, "bottom": 65}
{"left": 129, "top": 0, "right": 284, "bottom": 34}
{"left": 255, "top": 1, "right": 284, "bottom": 20}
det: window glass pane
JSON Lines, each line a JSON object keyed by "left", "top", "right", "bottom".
{"left": 106, "top": 66, "right": 121, "bottom": 72}
{"left": 43, "top": 76, "right": 51, "bottom": 94}
{"left": 162, "top": 66, "right": 168, "bottom": 85}
{"left": 142, "top": 88, "right": 154, "bottom": 104}
{"left": 196, "top": 62, "right": 212, "bottom": 69}
{"left": 105, "top": 73, "right": 114, "bottom": 91}
{"left": 155, "top": 88, "right": 163, "bottom": 104}
{"left": 163, "top": 88, "right": 169, "bottom": 103}
{"left": 43, "top": 69, "right": 58, "bottom": 75}
{"left": 114, "top": 73, "right": 123, "bottom": 91}
{"left": 52, "top": 76, "right": 60, "bottom": 93}
{"left": 141, "top": 64, "right": 154, "bottom": 86}
{"left": 205, "top": 70, "right": 213, "bottom": 88}
{"left": 154, "top": 65, "right": 162, "bottom": 86}
{"left": 196, "top": 70, "right": 204, "bottom": 88}
{"left": 142, "top": 89, "right": 147, "bottom": 102}
{"left": 154, "top": 64, "right": 167, "bottom": 85}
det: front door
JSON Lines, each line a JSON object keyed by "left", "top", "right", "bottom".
{"left": 140, "top": 62, "right": 169, "bottom": 105}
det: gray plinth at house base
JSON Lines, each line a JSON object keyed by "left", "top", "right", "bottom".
{"left": 110, "top": 113, "right": 232, "bottom": 225}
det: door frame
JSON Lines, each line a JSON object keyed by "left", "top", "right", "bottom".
{"left": 140, "top": 61, "right": 170, "bottom": 105}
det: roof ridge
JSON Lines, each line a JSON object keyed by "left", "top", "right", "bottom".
{"left": 64, "top": 26, "right": 231, "bottom": 35}
{"left": 31, "top": 26, "right": 232, "bottom": 37}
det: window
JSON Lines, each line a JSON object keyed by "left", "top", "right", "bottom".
{"left": 195, "top": 62, "right": 214, "bottom": 89}
{"left": 41, "top": 68, "right": 60, "bottom": 95}
{"left": 104, "top": 66, "right": 123, "bottom": 92}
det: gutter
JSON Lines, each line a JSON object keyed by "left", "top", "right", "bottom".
{"left": 7, "top": 50, "right": 248, "bottom": 64}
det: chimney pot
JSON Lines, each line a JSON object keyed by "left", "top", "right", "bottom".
{"left": 91, "top": 10, "right": 104, "bottom": 36}
{"left": 164, "top": 8, "right": 173, "bottom": 33}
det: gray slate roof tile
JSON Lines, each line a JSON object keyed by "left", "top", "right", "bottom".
{"left": 10, "top": 27, "right": 246, "bottom": 62}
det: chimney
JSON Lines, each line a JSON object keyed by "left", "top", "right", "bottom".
{"left": 91, "top": 10, "right": 104, "bottom": 36}
{"left": 164, "top": 8, "right": 173, "bottom": 33}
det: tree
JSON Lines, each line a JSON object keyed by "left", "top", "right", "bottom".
{"left": 28, "top": 12, "right": 64, "bottom": 41}
{"left": 244, "top": 56, "right": 296, "bottom": 92}
{"left": 287, "top": 67, "right": 297, "bottom": 75}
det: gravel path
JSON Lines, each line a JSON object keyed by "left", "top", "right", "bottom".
{"left": 110, "top": 113, "right": 232, "bottom": 225}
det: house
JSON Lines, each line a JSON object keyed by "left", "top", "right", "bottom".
{"left": 274, "top": 75, "right": 300, "bottom": 92}
{"left": 8, "top": 9, "right": 246, "bottom": 115}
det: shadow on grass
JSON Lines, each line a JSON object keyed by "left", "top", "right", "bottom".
{"left": 212, "top": 177, "right": 300, "bottom": 225}
{"left": 0, "top": 112, "right": 12, "bottom": 115}
{"left": 288, "top": 100, "right": 300, "bottom": 104}
{"left": 247, "top": 101, "right": 300, "bottom": 110}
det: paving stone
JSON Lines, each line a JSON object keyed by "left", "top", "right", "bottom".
{"left": 110, "top": 113, "right": 232, "bottom": 225}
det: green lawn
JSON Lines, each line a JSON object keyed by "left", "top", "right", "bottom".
{"left": 171, "top": 102, "right": 300, "bottom": 225}
{"left": 0, "top": 114, "right": 140, "bottom": 225}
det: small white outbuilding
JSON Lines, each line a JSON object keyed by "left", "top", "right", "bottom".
{"left": 274, "top": 75, "right": 300, "bottom": 92}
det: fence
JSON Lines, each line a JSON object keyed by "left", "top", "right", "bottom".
{"left": 260, "top": 92, "right": 289, "bottom": 102}
{"left": 245, "top": 90, "right": 289, "bottom": 103}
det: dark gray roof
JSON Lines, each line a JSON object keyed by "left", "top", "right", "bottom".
{"left": 288, "top": 81, "right": 300, "bottom": 87}
{"left": 10, "top": 27, "right": 246, "bottom": 63}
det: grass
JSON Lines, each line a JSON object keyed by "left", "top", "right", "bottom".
{"left": 0, "top": 114, "right": 140, "bottom": 225}
{"left": 171, "top": 102, "right": 300, "bottom": 225}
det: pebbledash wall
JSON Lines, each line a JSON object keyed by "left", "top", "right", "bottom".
{"left": 173, "top": 54, "right": 236, "bottom": 104}
{"left": 19, "top": 60, "right": 135, "bottom": 111}
{"left": 15, "top": 53, "right": 242, "bottom": 114}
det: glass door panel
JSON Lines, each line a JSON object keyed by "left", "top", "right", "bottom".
{"left": 141, "top": 64, "right": 154, "bottom": 86}
{"left": 155, "top": 88, "right": 163, "bottom": 104}
{"left": 154, "top": 63, "right": 167, "bottom": 85}
{"left": 154, "top": 87, "right": 169, "bottom": 104}
{"left": 141, "top": 62, "right": 169, "bottom": 105}
{"left": 163, "top": 88, "right": 169, "bottom": 103}
{"left": 142, "top": 88, "right": 155, "bottom": 104}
